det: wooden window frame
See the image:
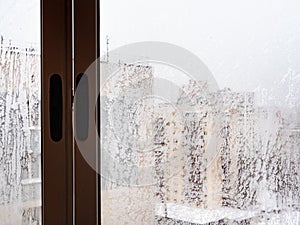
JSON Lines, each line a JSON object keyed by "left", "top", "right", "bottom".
{"left": 42, "top": 0, "right": 99, "bottom": 224}
{"left": 73, "top": 0, "right": 99, "bottom": 224}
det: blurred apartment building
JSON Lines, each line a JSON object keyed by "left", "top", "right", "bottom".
{"left": 101, "top": 61, "right": 300, "bottom": 224}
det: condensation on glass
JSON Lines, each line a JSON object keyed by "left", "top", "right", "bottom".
{"left": 100, "top": 1, "right": 300, "bottom": 225}
{"left": 0, "top": 0, "right": 41, "bottom": 224}
{"left": 100, "top": 59, "right": 300, "bottom": 225}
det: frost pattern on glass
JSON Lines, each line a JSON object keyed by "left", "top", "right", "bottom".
{"left": 0, "top": 38, "right": 41, "bottom": 225}
{"left": 100, "top": 61, "right": 299, "bottom": 224}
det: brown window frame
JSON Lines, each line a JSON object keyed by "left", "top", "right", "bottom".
{"left": 73, "top": 0, "right": 99, "bottom": 224}
{"left": 42, "top": 0, "right": 99, "bottom": 224}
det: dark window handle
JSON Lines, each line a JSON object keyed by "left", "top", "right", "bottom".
{"left": 50, "top": 74, "right": 63, "bottom": 142}
{"left": 75, "top": 73, "right": 89, "bottom": 141}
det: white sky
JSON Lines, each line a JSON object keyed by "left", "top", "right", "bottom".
{"left": 0, "top": 0, "right": 40, "bottom": 46}
{"left": 100, "top": 0, "right": 300, "bottom": 92}
{"left": 0, "top": 0, "right": 299, "bottom": 95}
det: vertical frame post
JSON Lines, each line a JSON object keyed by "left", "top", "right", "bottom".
{"left": 73, "top": 0, "right": 99, "bottom": 224}
{"left": 42, "top": 0, "right": 73, "bottom": 224}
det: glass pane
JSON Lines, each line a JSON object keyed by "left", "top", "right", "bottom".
{"left": 0, "top": 0, "right": 41, "bottom": 224}
{"left": 99, "top": 1, "right": 299, "bottom": 224}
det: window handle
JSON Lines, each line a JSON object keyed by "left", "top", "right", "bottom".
{"left": 50, "top": 74, "right": 63, "bottom": 142}
{"left": 75, "top": 73, "right": 89, "bottom": 141}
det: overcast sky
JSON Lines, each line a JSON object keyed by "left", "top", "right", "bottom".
{"left": 0, "top": 0, "right": 40, "bottom": 46}
{"left": 0, "top": 0, "right": 299, "bottom": 97}
{"left": 100, "top": 0, "right": 300, "bottom": 94}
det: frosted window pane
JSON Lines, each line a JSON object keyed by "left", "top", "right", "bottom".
{"left": 100, "top": 1, "right": 300, "bottom": 224}
{"left": 0, "top": 0, "right": 41, "bottom": 224}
